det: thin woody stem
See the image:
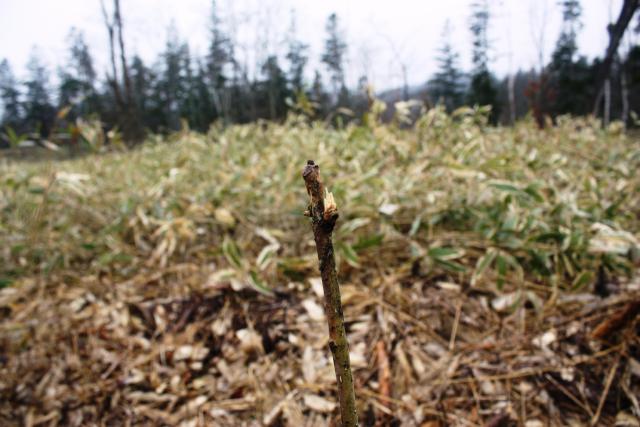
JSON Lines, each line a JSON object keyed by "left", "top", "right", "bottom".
{"left": 302, "top": 160, "right": 359, "bottom": 427}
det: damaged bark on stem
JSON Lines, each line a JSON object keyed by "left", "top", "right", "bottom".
{"left": 302, "top": 160, "right": 359, "bottom": 427}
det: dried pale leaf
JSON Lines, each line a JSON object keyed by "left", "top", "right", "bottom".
{"left": 437, "top": 281, "right": 461, "bottom": 292}
{"left": 519, "top": 382, "right": 534, "bottom": 393}
{"left": 424, "top": 342, "right": 447, "bottom": 358}
{"left": 308, "top": 277, "right": 324, "bottom": 298}
{"left": 236, "top": 328, "right": 263, "bottom": 354}
{"left": 302, "top": 347, "right": 317, "bottom": 383}
{"left": 186, "top": 395, "right": 208, "bottom": 412}
{"left": 349, "top": 342, "right": 367, "bottom": 368}
{"left": 124, "top": 369, "right": 146, "bottom": 385}
{"left": 379, "top": 203, "right": 399, "bottom": 216}
{"left": 211, "top": 317, "right": 230, "bottom": 336}
{"left": 174, "top": 345, "right": 194, "bottom": 361}
{"left": 615, "top": 412, "right": 640, "bottom": 426}
{"left": 214, "top": 208, "right": 236, "bottom": 227}
{"left": 532, "top": 329, "right": 557, "bottom": 351}
{"left": 301, "top": 299, "right": 325, "bottom": 322}
{"left": 491, "top": 292, "right": 519, "bottom": 312}
{"left": 263, "top": 392, "right": 296, "bottom": 426}
{"left": 303, "top": 394, "right": 336, "bottom": 413}
{"left": 560, "top": 367, "right": 575, "bottom": 382}
{"left": 589, "top": 223, "right": 638, "bottom": 254}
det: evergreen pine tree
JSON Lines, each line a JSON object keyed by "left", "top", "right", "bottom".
{"left": 429, "top": 22, "right": 465, "bottom": 112}
{"left": 130, "top": 55, "right": 156, "bottom": 130}
{"left": 193, "top": 60, "right": 216, "bottom": 130}
{"left": 206, "top": 0, "right": 231, "bottom": 122}
{"left": 311, "top": 70, "right": 330, "bottom": 117}
{"left": 0, "top": 59, "right": 22, "bottom": 131}
{"left": 286, "top": 11, "right": 309, "bottom": 95}
{"left": 160, "top": 26, "right": 190, "bottom": 130}
{"left": 549, "top": 0, "right": 592, "bottom": 116}
{"left": 321, "top": 13, "right": 347, "bottom": 101}
{"left": 262, "top": 55, "right": 289, "bottom": 120}
{"left": 58, "top": 28, "right": 100, "bottom": 120}
{"left": 23, "top": 52, "right": 55, "bottom": 137}
{"left": 468, "top": 0, "right": 500, "bottom": 123}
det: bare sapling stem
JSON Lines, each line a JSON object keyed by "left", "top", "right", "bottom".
{"left": 302, "top": 160, "right": 359, "bottom": 427}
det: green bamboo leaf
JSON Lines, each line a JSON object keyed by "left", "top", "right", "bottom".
{"left": 222, "top": 238, "right": 244, "bottom": 269}
{"left": 352, "top": 234, "right": 384, "bottom": 251}
{"left": 571, "top": 271, "right": 593, "bottom": 291}
{"left": 490, "top": 183, "right": 521, "bottom": 195}
{"left": 337, "top": 242, "right": 360, "bottom": 267}
{"left": 248, "top": 270, "right": 273, "bottom": 296}
{"left": 256, "top": 243, "right": 280, "bottom": 271}
{"left": 496, "top": 254, "right": 507, "bottom": 290}
{"left": 428, "top": 247, "right": 464, "bottom": 261}
{"left": 534, "top": 232, "right": 566, "bottom": 243}
{"left": 524, "top": 184, "right": 545, "bottom": 203}
{"left": 409, "top": 215, "right": 422, "bottom": 236}
{"left": 502, "top": 212, "right": 518, "bottom": 231}
{"left": 472, "top": 249, "right": 497, "bottom": 285}
{"left": 435, "top": 259, "right": 468, "bottom": 273}
{"left": 339, "top": 217, "right": 370, "bottom": 234}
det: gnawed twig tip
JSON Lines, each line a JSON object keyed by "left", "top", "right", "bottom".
{"left": 323, "top": 188, "right": 338, "bottom": 220}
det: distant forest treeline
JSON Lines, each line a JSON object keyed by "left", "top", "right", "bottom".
{"left": 1, "top": 0, "right": 639, "bottom": 146}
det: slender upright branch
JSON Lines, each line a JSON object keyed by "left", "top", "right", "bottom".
{"left": 114, "top": 0, "right": 133, "bottom": 106}
{"left": 302, "top": 160, "right": 358, "bottom": 427}
{"left": 100, "top": 0, "right": 122, "bottom": 108}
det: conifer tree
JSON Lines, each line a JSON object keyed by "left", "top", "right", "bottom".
{"left": 311, "top": 70, "right": 330, "bottom": 117}
{"left": 549, "top": 0, "right": 591, "bottom": 116}
{"left": 429, "top": 21, "right": 465, "bottom": 112}
{"left": 286, "top": 11, "right": 309, "bottom": 95}
{"left": 206, "top": 0, "right": 231, "bottom": 122}
{"left": 262, "top": 55, "right": 289, "bottom": 120}
{"left": 58, "top": 29, "right": 99, "bottom": 120}
{"left": 468, "top": 0, "right": 499, "bottom": 122}
{"left": 321, "top": 13, "right": 347, "bottom": 101}
{"left": 0, "top": 59, "right": 22, "bottom": 131}
{"left": 160, "top": 26, "right": 190, "bottom": 130}
{"left": 22, "top": 53, "right": 55, "bottom": 137}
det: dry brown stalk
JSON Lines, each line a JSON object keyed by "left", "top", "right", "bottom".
{"left": 375, "top": 340, "right": 391, "bottom": 402}
{"left": 302, "top": 160, "right": 359, "bottom": 427}
{"left": 591, "top": 299, "right": 640, "bottom": 340}
{"left": 375, "top": 340, "right": 391, "bottom": 426}
{"left": 590, "top": 353, "right": 621, "bottom": 426}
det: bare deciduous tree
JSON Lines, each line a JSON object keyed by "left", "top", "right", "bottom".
{"left": 100, "top": 0, "right": 140, "bottom": 141}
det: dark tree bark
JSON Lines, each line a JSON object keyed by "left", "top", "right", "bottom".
{"left": 593, "top": 0, "right": 639, "bottom": 116}
{"left": 100, "top": 0, "right": 122, "bottom": 108}
{"left": 114, "top": 0, "right": 133, "bottom": 107}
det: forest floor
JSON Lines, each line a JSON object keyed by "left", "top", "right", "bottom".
{"left": 1, "top": 110, "right": 639, "bottom": 426}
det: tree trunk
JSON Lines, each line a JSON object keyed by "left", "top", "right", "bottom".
{"left": 401, "top": 63, "right": 409, "bottom": 101}
{"left": 100, "top": 0, "right": 141, "bottom": 143}
{"left": 593, "top": 0, "right": 639, "bottom": 116}
{"left": 100, "top": 0, "right": 123, "bottom": 108}
{"left": 621, "top": 64, "right": 629, "bottom": 124}
{"left": 604, "top": 78, "right": 611, "bottom": 127}
{"left": 114, "top": 0, "right": 133, "bottom": 107}
{"left": 508, "top": 73, "right": 516, "bottom": 125}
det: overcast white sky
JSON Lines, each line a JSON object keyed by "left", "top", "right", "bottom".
{"left": 0, "top": 0, "right": 636, "bottom": 91}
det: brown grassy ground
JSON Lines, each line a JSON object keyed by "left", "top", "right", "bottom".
{"left": 1, "top": 111, "right": 639, "bottom": 426}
